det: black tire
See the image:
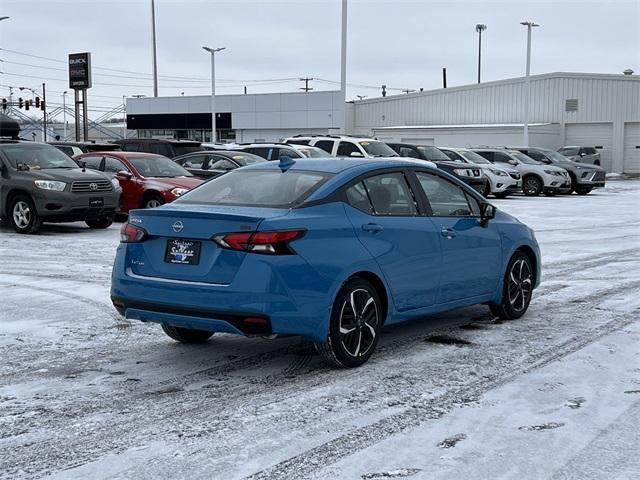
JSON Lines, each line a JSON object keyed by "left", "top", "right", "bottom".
{"left": 8, "top": 194, "right": 42, "bottom": 234}
{"left": 479, "top": 181, "right": 490, "bottom": 198}
{"left": 143, "top": 194, "right": 164, "bottom": 209}
{"left": 490, "top": 252, "right": 534, "bottom": 320}
{"left": 161, "top": 324, "right": 214, "bottom": 343}
{"left": 566, "top": 175, "right": 576, "bottom": 194}
{"left": 575, "top": 187, "right": 592, "bottom": 195}
{"left": 315, "top": 278, "right": 383, "bottom": 368}
{"left": 544, "top": 191, "right": 556, "bottom": 197}
{"left": 493, "top": 191, "right": 510, "bottom": 199}
{"left": 86, "top": 216, "right": 114, "bottom": 229}
{"left": 522, "top": 175, "right": 543, "bottom": 196}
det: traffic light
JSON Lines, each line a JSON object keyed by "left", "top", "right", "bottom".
{"left": 18, "top": 97, "right": 23, "bottom": 108}
{"left": 35, "top": 97, "right": 40, "bottom": 109}
{"left": 25, "top": 100, "right": 30, "bottom": 111}
{"left": 40, "top": 100, "right": 45, "bottom": 111}
{"left": 1, "top": 98, "right": 6, "bottom": 111}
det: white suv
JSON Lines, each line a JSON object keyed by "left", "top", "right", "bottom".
{"left": 440, "top": 147, "right": 521, "bottom": 199}
{"left": 284, "top": 135, "right": 398, "bottom": 158}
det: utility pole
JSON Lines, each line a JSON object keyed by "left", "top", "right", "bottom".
{"left": 442, "top": 68, "right": 447, "bottom": 88}
{"left": 122, "top": 95, "right": 127, "bottom": 139}
{"left": 62, "top": 91, "right": 67, "bottom": 140}
{"left": 151, "top": 0, "right": 159, "bottom": 97}
{"left": 340, "top": 0, "right": 347, "bottom": 132}
{"left": 299, "top": 77, "right": 314, "bottom": 92}
{"left": 521, "top": 21, "right": 539, "bottom": 147}
{"left": 42, "top": 83, "right": 47, "bottom": 141}
{"left": 475, "top": 24, "right": 487, "bottom": 84}
{"left": 203, "top": 46, "right": 226, "bottom": 143}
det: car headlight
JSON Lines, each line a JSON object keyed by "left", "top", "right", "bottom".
{"left": 171, "top": 187, "right": 189, "bottom": 197}
{"left": 488, "top": 168, "right": 508, "bottom": 176}
{"left": 34, "top": 180, "right": 66, "bottom": 191}
{"left": 452, "top": 168, "right": 472, "bottom": 177}
{"left": 544, "top": 170, "right": 561, "bottom": 176}
{"left": 111, "top": 178, "right": 121, "bottom": 189}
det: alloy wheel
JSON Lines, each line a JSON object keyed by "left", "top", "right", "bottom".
{"left": 12, "top": 201, "right": 31, "bottom": 229}
{"left": 523, "top": 178, "right": 540, "bottom": 195}
{"left": 508, "top": 258, "right": 532, "bottom": 313}
{"left": 339, "top": 288, "right": 378, "bottom": 358}
{"left": 145, "top": 198, "right": 162, "bottom": 208}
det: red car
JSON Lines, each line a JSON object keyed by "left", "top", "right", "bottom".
{"left": 74, "top": 151, "right": 204, "bottom": 213}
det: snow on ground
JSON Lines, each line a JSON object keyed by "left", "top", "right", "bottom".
{"left": 1, "top": 182, "right": 639, "bottom": 480}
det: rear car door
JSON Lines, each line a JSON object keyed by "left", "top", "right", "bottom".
{"left": 103, "top": 156, "right": 136, "bottom": 210}
{"left": 343, "top": 170, "right": 442, "bottom": 311}
{"left": 313, "top": 140, "right": 336, "bottom": 155}
{"left": 412, "top": 170, "right": 501, "bottom": 303}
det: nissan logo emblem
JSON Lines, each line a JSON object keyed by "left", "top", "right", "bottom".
{"left": 89, "top": 183, "right": 98, "bottom": 190}
{"left": 172, "top": 221, "right": 184, "bottom": 233}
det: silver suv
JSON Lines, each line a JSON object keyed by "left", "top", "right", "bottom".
{"left": 558, "top": 146, "right": 601, "bottom": 166}
{"left": 473, "top": 148, "right": 571, "bottom": 196}
{"left": 284, "top": 135, "right": 398, "bottom": 158}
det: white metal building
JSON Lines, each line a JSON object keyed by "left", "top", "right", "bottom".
{"left": 350, "top": 72, "right": 640, "bottom": 173}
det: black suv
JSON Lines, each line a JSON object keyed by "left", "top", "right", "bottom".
{"left": 49, "top": 141, "right": 121, "bottom": 158}
{"left": 387, "top": 143, "right": 489, "bottom": 194}
{"left": 0, "top": 140, "right": 121, "bottom": 233}
{"left": 113, "top": 139, "right": 203, "bottom": 158}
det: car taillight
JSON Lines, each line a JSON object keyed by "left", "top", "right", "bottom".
{"left": 120, "top": 223, "right": 147, "bottom": 243}
{"left": 213, "top": 229, "right": 305, "bottom": 255}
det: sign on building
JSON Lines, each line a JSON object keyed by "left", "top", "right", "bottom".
{"left": 68, "top": 52, "right": 92, "bottom": 89}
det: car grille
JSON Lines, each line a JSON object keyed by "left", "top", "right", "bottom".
{"left": 593, "top": 171, "right": 605, "bottom": 181}
{"left": 509, "top": 172, "right": 521, "bottom": 180}
{"left": 71, "top": 180, "right": 113, "bottom": 193}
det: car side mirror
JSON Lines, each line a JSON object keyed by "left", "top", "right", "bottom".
{"left": 579, "top": 152, "right": 586, "bottom": 156}
{"left": 116, "top": 170, "right": 132, "bottom": 180}
{"left": 350, "top": 151, "right": 364, "bottom": 158}
{"left": 508, "top": 159, "right": 518, "bottom": 166}
{"left": 480, "top": 203, "right": 496, "bottom": 226}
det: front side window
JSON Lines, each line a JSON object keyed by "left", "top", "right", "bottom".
{"left": 337, "top": 141, "right": 361, "bottom": 157}
{"left": 359, "top": 172, "right": 417, "bottom": 216}
{"left": 416, "top": 172, "right": 479, "bottom": 217}
{"left": 314, "top": 140, "right": 335, "bottom": 154}
{"left": 79, "top": 155, "right": 103, "bottom": 170}
{"left": 493, "top": 152, "right": 513, "bottom": 163}
{"left": 176, "top": 169, "right": 330, "bottom": 207}
{"left": 399, "top": 147, "right": 419, "bottom": 158}
{"left": 104, "top": 157, "right": 130, "bottom": 174}
{"left": 509, "top": 151, "right": 539, "bottom": 165}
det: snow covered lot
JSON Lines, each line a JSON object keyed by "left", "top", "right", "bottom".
{"left": 1, "top": 182, "right": 639, "bottom": 480}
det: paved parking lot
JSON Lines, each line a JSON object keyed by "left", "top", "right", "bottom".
{"left": 1, "top": 182, "right": 639, "bottom": 480}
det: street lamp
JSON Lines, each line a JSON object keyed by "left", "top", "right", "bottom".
{"left": 475, "top": 24, "right": 487, "bottom": 84}
{"left": 202, "top": 46, "right": 225, "bottom": 143}
{"left": 521, "top": 21, "right": 539, "bottom": 147}
{"left": 151, "top": 0, "right": 158, "bottom": 96}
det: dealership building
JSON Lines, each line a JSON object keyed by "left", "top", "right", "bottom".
{"left": 127, "top": 72, "right": 640, "bottom": 173}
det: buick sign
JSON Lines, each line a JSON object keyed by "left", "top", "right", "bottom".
{"left": 68, "top": 52, "right": 92, "bottom": 89}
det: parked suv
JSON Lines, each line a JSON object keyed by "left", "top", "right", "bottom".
{"left": 513, "top": 147, "right": 605, "bottom": 195}
{"left": 440, "top": 147, "right": 521, "bottom": 198}
{"left": 558, "top": 146, "right": 601, "bottom": 166}
{"left": 113, "top": 139, "right": 203, "bottom": 159}
{"left": 0, "top": 140, "right": 121, "bottom": 233}
{"left": 472, "top": 148, "right": 570, "bottom": 196}
{"left": 229, "top": 143, "right": 304, "bottom": 161}
{"left": 284, "top": 135, "right": 399, "bottom": 158}
{"left": 49, "top": 141, "right": 121, "bottom": 158}
{"left": 75, "top": 151, "right": 203, "bottom": 213}
{"left": 388, "top": 143, "right": 488, "bottom": 194}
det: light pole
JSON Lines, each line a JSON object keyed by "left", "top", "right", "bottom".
{"left": 202, "top": 46, "right": 225, "bottom": 143}
{"left": 62, "top": 91, "right": 68, "bottom": 140}
{"left": 475, "top": 24, "right": 487, "bottom": 84}
{"left": 340, "top": 0, "right": 348, "bottom": 132}
{"left": 151, "top": 0, "right": 159, "bottom": 97}
{"left": 122, "top": 95, "right": 127, "bottom": 139}
{"left": 521, "top": 21, "right": 539, "bottom": 147}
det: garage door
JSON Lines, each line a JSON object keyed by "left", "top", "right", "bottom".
{"left": 623, "top": 122, "right": 640, "bottom": 174}
{"left": 565, "top": 123, "right": 613, "bottom": 171}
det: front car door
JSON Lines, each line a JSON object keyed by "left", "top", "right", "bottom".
{"left": 412, "top": 170, "right": 502, "bottom": 304}
{"left": 343, "top": 170, "right": 442, "bottom": 311}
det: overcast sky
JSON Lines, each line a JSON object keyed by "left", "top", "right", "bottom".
{"left": 1, "top": 0, "right": 638, "bottom": 115}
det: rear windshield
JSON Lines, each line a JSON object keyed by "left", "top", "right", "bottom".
{"left": 225, "top": 152, "right": 266, "bottom": 166}
{"left": 2, "top": 143, "right": 78, "bottom": 169}
{"left": 459, "top": 150, "right": 491, "bottom": 164}
{"left": 176, "top": 169, "right": 331, "bottom": 207}
{"left": 359, "top": 141, "right": 398, "bottom": 157}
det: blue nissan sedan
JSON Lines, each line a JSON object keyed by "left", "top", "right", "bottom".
{"left": 111, "top": 158, "right": 540, "bottom": 367}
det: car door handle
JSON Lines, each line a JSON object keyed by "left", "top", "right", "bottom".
{"left": 441, "top": 228, "right": 457, "bottom": 239}
{"left": 362, "top": 223, "right": 383, "bottom": 233}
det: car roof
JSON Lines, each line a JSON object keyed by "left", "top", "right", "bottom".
{"left": 78, "top": 151, "right": 165, "bottom": 159}
{"left": 240, "top": 157, "right": 433, "bottom": 174}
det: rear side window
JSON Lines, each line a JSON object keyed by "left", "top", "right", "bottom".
{"left": 247, "top": 147, "right": 272, "bottom": 160}
{"left": 180, "top": 154, "right": 207, "bottom": 168}
{"left": 176, "top": 169, "right": 331, "bottom": 207}
{"left": 287, "top": 139, "right": 310, "bottom": 145}
{"left": 475, "top": 151, "right": 494, "bottom": 161}
{"left": 493, "top": 152, "right": 512, "bottom": 163}
{"left": 277, "top": 147, "right": 302, "bottom": 159}
{"left": 398, "top": 147, "right": 418, "bottom": 158}
{"left": 416, "top": 172, "right": 478, "bottom": 217}
{"left": 349, "top": 172, "right": 417, "bottom": 216}
{"left": 314, "top": 140, "right": 335, "bottom": 154}
{"left": 584, "top": 147, "right": 597, "bottom": 155}
{"left": 443, "top": 150, "right": 464, "bottom": 162}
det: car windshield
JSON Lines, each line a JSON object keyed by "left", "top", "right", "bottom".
{"left": 543, "top": 150, "right": 571, "bottom": 163}
{"left": 172, "top": 145, "right": 203, "bottom": 157}
{"left": 225, "top": 153, "right": 266, "bottom": 166}
{"left": 559, "top": 147, "right": 579, "bottom": 156}
{"left": 296, "top": 147, "right": 327, "bottom": 158}
{"left": 2, "top": 143, "right": 79, "bottom": 169}
{"left": 509, "top": 151, "right": 540, "bottom": 165}
{"left": 417, "top": 145, "right": 453, "bottom": 161}
{"left": 176, "top": 169, "right": 331, "bottom": 207}
{"left": 458, "top": 150, "right": 491, "bottom": 164}
{"left": 359, "top": 141, "right": 398, "bottom": 157}
{"left": 128, "top": 155, "right": 193, "bottom": 177}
